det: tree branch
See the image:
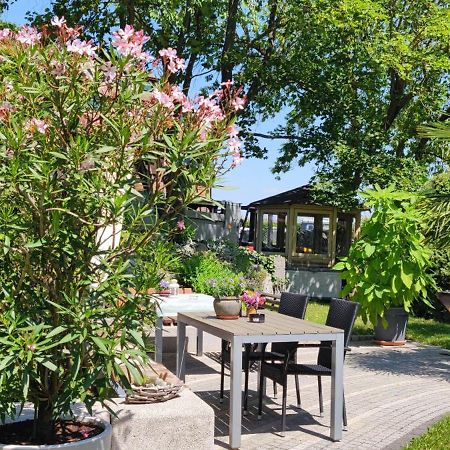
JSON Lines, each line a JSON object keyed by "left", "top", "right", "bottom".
{"left": 251, "top": 132, "right": 302, "bottom": 141}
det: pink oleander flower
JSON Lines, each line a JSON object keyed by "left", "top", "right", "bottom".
{"left": 159, "top": 47, "right": 177, "bottom": 59}
{"left": 152, "top": 89, "right": 174, "bottom": 109}
{"left": 167, "top": 57, "right": 185, "bottom": 73}
{"left": 199, "top": 129, "right": 208, "bottom": 141}
{"left": 66, "top": 39, "right": 97, "bottom": 57}
{"left": 51, "top": 16, "right": 66, "bottom": 28}
{"left": 101, "top": 61, "right": 117, "bottom": 82}
{"left": 112, "top": 25, "right": 150, "bottom": 62}
{"left": 227, "top": 125, "right": 239, "bottom": 138}
{"left": 0, "top": 101, "right": 14, "bottom": 119}
{"left": 232, "top": 152, "right": 243, "bottom": 168}
{"left": 27, "top": 118, "right": 49, "bottom": 134}
{"left": 159, "top": 47, "right": 185, "bottom": 73}
{"left": 80, "top": 60, "right": 96, "bottom": 80}
{"left": 228, "top": 137, "right": 242, "bottom": 153}
{"left": 171, "top": 86, "right": 185, "bottom": 102}
{"left": 231, "top": 96, "right": 246, "bottom": 111}
{"left": 17, "top": 26, "right": 42, "bottom": 46}
{"left": 176, "top": 219, "right": 185, "bottom": 230}
{"left": 50, "top": 60, "right": 66, "bottom": 76}
{"left": 0, "top": 28, "right": 11, "bottom": 41}
{"left": 65, "top": 26, "right": 80, "bottom": 38}
{"left": 181, "top": 97, "right": 193, "bottom": 112}
{"left": 221, "top": 80, "right": 234, "bottom": 88}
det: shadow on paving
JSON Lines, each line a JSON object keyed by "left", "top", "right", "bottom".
{"left": 195, "top": 388, "right": 333, "bottom": 442}
{"left": 163, "top": 351, "right": 335, "bottom": 443}
{"left": 163, "top": 352, "right": 220, "bottom": 375}
{"left": 347, "top": 343, "right": 450, "bottom": 382}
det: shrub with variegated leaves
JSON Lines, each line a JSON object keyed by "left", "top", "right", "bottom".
{"left": 0, "top": 17, "right": 245, "bottom": 443}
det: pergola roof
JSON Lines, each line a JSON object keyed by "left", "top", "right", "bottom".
{"left": 246, "top": 184, "right": 364, "bottom": 210}
{"left": 247, "top": 184, "right": 326, "bottom": 208}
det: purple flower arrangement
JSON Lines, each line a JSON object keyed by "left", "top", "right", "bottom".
{"left": 242, "top": 291, "right": 265, "bottom": 309}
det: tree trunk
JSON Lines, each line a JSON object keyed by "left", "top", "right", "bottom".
{"left": 221, "top": 0, "right": 240, "bottom": 83}
{"left": 36, "top": 400, "right": 55, "bottom": 443}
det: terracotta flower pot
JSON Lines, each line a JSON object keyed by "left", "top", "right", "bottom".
{"left": 213, "top": 297, "right": 241, "bottom": 320}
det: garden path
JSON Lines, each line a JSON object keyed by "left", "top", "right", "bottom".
{"left": 164, "top": 336, "right": 450, "bottom": 450}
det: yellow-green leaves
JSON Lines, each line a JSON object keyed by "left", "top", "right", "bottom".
{"left": 335, "top": 186, "right": 435, "bottom": 327}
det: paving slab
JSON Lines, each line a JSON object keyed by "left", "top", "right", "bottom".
{"left": 163, "top": 337, "right": 450, "bottom": 450}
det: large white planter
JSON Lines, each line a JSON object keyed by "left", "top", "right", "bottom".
{"left": 0, "top": 417, "right": 112, "bottom": 450}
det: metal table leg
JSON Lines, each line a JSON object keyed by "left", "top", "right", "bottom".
{"left": 176, "top": 320, "right": 187, "bottom": 382}
{"left": 197, "top": 329, "right": 203, "bottom": 356}
{"left": 229, "top": 336, "right": 242, "bottom": 449}
{"left": 330, "top": 333, "right": 344, "bottom": 441}
{"left": 154, "top": 317, "right": 163, "bottom": 363}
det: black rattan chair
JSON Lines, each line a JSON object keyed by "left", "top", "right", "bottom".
{"left": 257, "top": 298, "right": 359, "bottom": 434}
{"left": 220, "top": 292, "right": 310, "bottom": 412}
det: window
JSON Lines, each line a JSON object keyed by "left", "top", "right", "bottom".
{"left": 260, "top": 211, "right": 287, "bottom": 253}
{"left": 295, "top": 213, "right": 330, "bottom": 255}
{"left": 336, "top": 213, "right": 356, "bottom": 257}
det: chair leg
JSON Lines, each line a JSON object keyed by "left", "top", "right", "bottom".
{"left": 317, "top": 376, "right": 324, "bottom": 417}
{"left": 257, "top": 368, "right": 264, "bottom": 419}
{"left": 343, "top": 391, "right": 347, "bottom": 430}
{"left": 273, "top": 380, "right": 277, "bottom": 399}
{"left": 294, "top": 374, "right": 301, "bottom": 407}
{"left": 281, "top": 378, "right": 288, "bottom": 437}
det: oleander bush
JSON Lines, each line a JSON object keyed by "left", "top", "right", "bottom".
{"left": 0, "top": 18, "right": 244, "bottom": 443}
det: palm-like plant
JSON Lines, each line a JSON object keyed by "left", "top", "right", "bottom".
{"left": 417, "top": 121, "right": 450, "bottom": 247}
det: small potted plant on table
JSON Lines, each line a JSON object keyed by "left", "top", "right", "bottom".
{"left": 335, "top": 186, "right": 435, "bottom": 345}
{"left": 242, "top": 291, "right": 266, "bottom": 316}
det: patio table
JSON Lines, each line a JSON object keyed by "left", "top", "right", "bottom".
{"left": 176, "top": 310, "right": 344, "bottom": 449}
{"left": 154, "top": 293, "right": 214, "bottom": 362}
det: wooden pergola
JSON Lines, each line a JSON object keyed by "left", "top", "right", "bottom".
{"left": 241, "top": 185, "right": 362, "bottom": 268}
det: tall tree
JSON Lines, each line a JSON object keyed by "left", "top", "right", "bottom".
{"left": 17, "top": 0, "right": 450, "bottom": 201}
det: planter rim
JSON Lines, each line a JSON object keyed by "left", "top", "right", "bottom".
{"left": 0, "top": 416, "right": 112, "bottom": 449}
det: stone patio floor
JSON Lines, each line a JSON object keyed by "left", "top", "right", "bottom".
{"left": 164, "top": 334, "right": 450, "bottom": 450}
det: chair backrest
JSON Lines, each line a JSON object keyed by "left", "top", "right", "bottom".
{"left": 272, "top": 292, "right": 310, "bottom": 354}
{"left": 278, "top": 292, "right": 309, "bottom": 319}
{"left": 317, "top": 298, "right": 359, "bottom": 369}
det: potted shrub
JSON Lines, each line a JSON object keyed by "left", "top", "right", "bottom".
{"left": 208, "top": 274, "right": 245, "bottom": 320}
{"left": 0, "top": 19, "right": 244, "bottom": 447}
{"left": 335, "top": 186, "right": 435, "bottom": 345}
{"left": 185, "top": 252, "right": 244, "bottom": 319}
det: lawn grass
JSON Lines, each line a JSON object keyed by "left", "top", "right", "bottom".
{"left": 403, "top": 415, "right": 450, "bottom": 450}
{"left": 303, "top": 300, "right": 450, "bottom": 349}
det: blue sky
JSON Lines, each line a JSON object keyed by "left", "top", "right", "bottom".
{"left": 2, "top": 0, "right": 314, "bottom": 206}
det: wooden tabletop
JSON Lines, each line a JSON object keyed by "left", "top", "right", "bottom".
{"left": 177, "top": 310, "right": 343, "bottom": 342}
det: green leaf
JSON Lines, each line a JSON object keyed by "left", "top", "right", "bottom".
{"left": 25, "top": 240, "right": 43, "bottom": 248}
{"left": 128, "top": 329, "right": 145, "bottom": 349}
{"left": 36, "top": 358, "right": 58, "bottom": 372}
{"left": 364, "top": 244, "right": 376, "bottom": 257}
{"left": 400, "top": 270, "right": 413, "bottom": 289}
{"left": 49, "top": 151, "right": 69, "bottom": 160}
{"left": 0, "top": 355, "right": 16, "bottom": 371}
{"left": 92, "top": 336, "right": 110, "bottom": 355}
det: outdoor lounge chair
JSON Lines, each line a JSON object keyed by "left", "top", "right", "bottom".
{"left": 257, "top": 298, "right": 359, "bottom": 434}
{"left": 220, "top": 292, "right": 310, "bottom": 413}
